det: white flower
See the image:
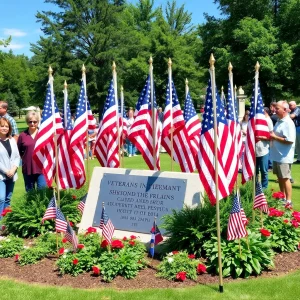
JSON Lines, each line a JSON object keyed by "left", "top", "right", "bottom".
{"left": 62, "top": 255, "right": 67, "bottom": 259}
{"left": 64, "top": 249, "right": 69, "bottom": 253}
{"left": 168, "top": 252, "right": 173, "bottom": 256}
{"left": 167, "top": 257, "right": 174, "bottom": 263}
{"left": 23, "top": 246, "right": 29, "bottom": 249}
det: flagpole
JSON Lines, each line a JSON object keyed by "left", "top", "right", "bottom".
{"left": 63, "top": 81, "right": 68, "bottom": 129}
{"left": 168, "top": 58, "right": 174, "bottom": 171}
{"left": 120, "top": 85, "right": 124, "bottom": 168}
{"left": 82, "top": 65, "right": 90, "bottom": 187}
{"left": 112, "top": 61, "right": 120, "bottom": 167}
{"left": 209, "top": 54, "right": 224, "bottom": 293}
{"left": 149, "top": 56, "right": 157, "bottom": 171}
{"left": 253, "top": 62, "right": 260, "bottom": 223}
{"left": 221, "top": 86, "right": 224, "bottom": 107}
{"left": 48, "top": 66, "right": 61, "bottom": 206}
{"left": 185, "top": 78, "right": 189, "bottom": 105}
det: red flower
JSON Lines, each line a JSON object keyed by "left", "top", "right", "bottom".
{"left": 73, "top": 258, "right": 79, "bottom": 265}
{"left": 285, "top": 203, "right": 293, "bottom": 210}
{"left": 291, "top": 219, "right": 299, "bottom": 228}
{"left": 15, "top": 254, "right": 19, "bottom": 262}
{"left": 59, "top": 248, "right": 65, "bottom": 255}
{"left": 123, "top": 237, "right": 127, "bottom": 241}
{"left": 62, "top": 238, "right": 67, "bottom": 243}
{"left": 72, "top": 195, "right": 77, "bottom": 199}
{"left": 92, "top": 266, "right": 100, "bottom": 275}
{"left": 129, "top": 240, "right": 135, "bottom": 246}
{"left": 176, "top": 271, "right": 187, "bottom": 281}
{"left": 86, "top": 227, "right": 97, "bottom": 234}
{"left": 283, "top": 219, "right": 289, "bottom": 224}
{"left": 172, "top": 251, "right": 179, "bottom": 255}
{"left": 272, "top": 191, "right": 285, "bottom": 199}
{"left": 69, "top": 221, "right": 74, "bottom": 227}
{"left": 77, "top": 244, "right": 85, "bottom": 249}
{"left": 1, "top": 208, "right": 12, "bottom": 217}
{"left": 292, "top": 212, "right": 300, "bottom": 222}
{"left": 197, "top": 264, "right": 207, "bottom": 274}
{"left": 130, "top": 235, "right": 137, "bottom": 240}
{"left": 111, "top": 240, "right": 124, "bottom": 249}
{"left": 260, "top": 228, "right": 271, "bottom": 237}
{"left": 101, "top": 240, "right": 109, "bottom": 248}
{"left": 269, "top": 208, "right": 284, "bottom": 217}
{"left": 188, "top": 254, "right": 195, "bottom": 259}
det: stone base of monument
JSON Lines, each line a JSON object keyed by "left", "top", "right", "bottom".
{"left": 79, "top": 167, "right": 204, "bottom": 243}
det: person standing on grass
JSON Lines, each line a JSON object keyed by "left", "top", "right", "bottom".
{"left": 17, "top": 111, "right": 46, "bottom": 192}
{"left": 270, "top": 101, "right": 296, "bottom": 207}
{"left": 289, "top": 101, "right": 300, "bottom": 164}
{"left": 126, "top": 108, "right": 136, "bottom": 157}
{"left": 0, "top": 100, "right": 18, "bottom": 141}
{"left": 0, "top": 118, "right": 20, "bottom": 217}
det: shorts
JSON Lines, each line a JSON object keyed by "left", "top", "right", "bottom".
{"left": 273, "top": 162, "right": 292, "bottom": 179}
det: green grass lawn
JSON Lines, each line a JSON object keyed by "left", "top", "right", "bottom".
{"left": 5, "top": 119, "right": 300, "bottom": 299}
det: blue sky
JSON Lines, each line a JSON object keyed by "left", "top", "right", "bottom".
{"left": 0, "top": 0, "right": 221, "bottom": 57}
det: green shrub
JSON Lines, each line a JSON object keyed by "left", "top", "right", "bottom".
{"left": 0, "top": 235, "right": 24, "bottom": 258}
{"left": 18, "top": 247, "right": 49, "bottom": 265}
{"left": 156, "top": 251, "right": 201, "bottom": 281}
{"left": 203, "top": 230, "right": 275, "bottom": 278}
{"left": 4, "top": 189, "right": 83, "bottom": 237}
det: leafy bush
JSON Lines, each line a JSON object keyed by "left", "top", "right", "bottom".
{"left": 0, "top": 235, "right": 24, "bottom": 258}
{"left": 161, "top": 182, "right": 254, "bottom": 256}
{"left": 4, "top": 189, "right": 83, "bottom": 237}
{"left": 18, "top": 247, "right": 49, "bottom": 266}
{"left": 156, "top": 251, "right": 202, "bottom": 281}
{"left": 264, "top": 208, "right": 300, "bottom": 252}
{"left": 203, "top": 230, "right": 275, "bottom": 278}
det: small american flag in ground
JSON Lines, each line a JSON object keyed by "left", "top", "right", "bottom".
{"left": 41, "top": 196, "right": 56, "bottom": 223}
{"left": 254, "top": 181, "right": 269, "bottom": 214}
{"left": 227, "top": 193, "right": 248, "bottom": 241}
{"left": 77, "top": 193, "right": 87, "bottom": 214}
{"left": 149, "top": 221, "right": 163, "bottom": 258}
{"left": 183, "top": 90, "right": 201, "bottom": 156}
{"left": 64, "top": 222, "right": 78, "bottom": 252}
{"left": 236, "top": 189, "right": 248, "bottom": 226}
{"left": 99, "top": 206, "right": 115, "bottom": 244}
{"left": 56, "top": 208, "right": 67, "bottom": 233}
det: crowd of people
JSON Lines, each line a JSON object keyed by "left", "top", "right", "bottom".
{"left": 240, "top": 100, "right": 298, "bottom": 207}
{"left": 0, "top": 97, "right": 299, "bottom": 217}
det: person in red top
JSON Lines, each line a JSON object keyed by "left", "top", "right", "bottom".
{"left": 17, "top": 111, "right": 46, "bottom": 191}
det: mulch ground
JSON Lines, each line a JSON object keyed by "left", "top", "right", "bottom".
{"left": 0, "top": 251, "right": 300, "bottom": 290}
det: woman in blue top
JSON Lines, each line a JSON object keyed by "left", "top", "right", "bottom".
{"left": 0, "top": 118, "right": 20, "bottom": 217}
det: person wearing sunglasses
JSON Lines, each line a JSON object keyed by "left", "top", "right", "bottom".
{"left": 17, "top": 111, "right": 46, "bottom": 191}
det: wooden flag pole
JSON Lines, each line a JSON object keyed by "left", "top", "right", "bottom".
{"left": 112, "top": 62, "right": 120, "bottom": 167}
{"left": 168, "top": 58, "right": 174, "bottom": 171}
{"left": 120, "top": 85, "right": 124, "bottom": 168}
{"left": 221, "top": 85, "right": 224, "bottom": 107}
{"left": 149, "top": 57, "right": 157, "bottom": 171}
{"left": 82, "top": 65, "right": 90, "bottom": 188}
{"left": 209, "top": 54, "right": 224, "bottom": 293}
{"left": 185, "top": 78, "right": 189, "bottom": 106}
{"left": 252, "top": 62, "right": 260, "bottom": 223}
{"left": 48, "top": 66, "right": 61, "bottom": 206}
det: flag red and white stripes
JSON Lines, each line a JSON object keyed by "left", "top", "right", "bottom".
{"left": 254, "top": 181, "right": 269, "bottom": 214}
{"left": 99, "top": 206, "right": 115, "bottom": 244}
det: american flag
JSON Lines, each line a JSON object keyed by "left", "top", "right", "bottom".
{"left": 69, "top": 80, "right": 88, "bottom": 187}
{"left": 118, "top": 99, "right": 128, "bottom": 145}
{"left": 227, "top": 192, "right": 248, "bottom": 241}
{"left": 33, "top": 82, "right": 63, "bottom": 187}
{"left": 149, "top": 221, "right": 163, "bottom": 258}
{"left": 87, "top": 99, "right": 96, "bottom": 130}
{"left": 196, "top": 78, "right": 230, "bottom": 205}
{"left": 242, "top": 82, "right": 270, "bottom": 184}
{"left": 64, "top": 221, "right": 78, "bottom": 252}
{"left": 77, "top": 193, "right": 87, "bottom": 214}
{"left": 224, "top": 80, "right": 239, "bottom": 193}
{"left": 162, "top": 80, "right": 196, "bottom": 172}
{"left": 254, "top": 181, "right": 269, "bottom": 213}
{"left": 56, "top": 207, "right": 67, "bottom": 233}
{"left": 183, "top": 90, "right": 201, "bottom": 156}
{"left": 41, "top": 196, "right": 56, "bottom": 223}
{"left": 57, "top": 91, "right": 78, "bottom": 189}
{"left": 95, "top": 80, "right": 119, "bottom": 168}
{"left": 99, "top": 206, "right": 115, "bottom": 244}
{"left": 237, "top": 189, "right": 248, "bottom": 225}
{"left": 128, "top": 75, "right": 161, "bottom": 170}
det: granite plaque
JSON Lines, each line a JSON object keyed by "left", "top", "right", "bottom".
{"left": 92, "top": 173, "right": 187, "bottom": 234}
